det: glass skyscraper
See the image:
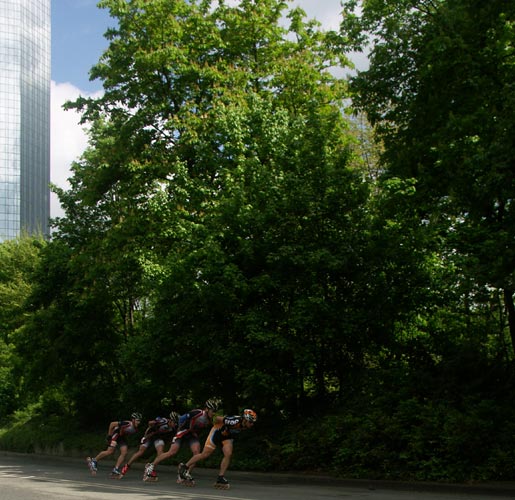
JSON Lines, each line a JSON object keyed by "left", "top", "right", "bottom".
{"left": 0, "top": 0, "right": 50, "bottom": 241}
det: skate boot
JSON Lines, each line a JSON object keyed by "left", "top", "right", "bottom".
{"left": 214, "top": 475, "right": 230, "bottom": 490}
{"left": 143, "top": 463, "right": 154, "bottom": 482}
{"left": 86, "top": 457, "right": 97, "bottom": 476}
{"left": 110, "top": 467, "right": 122, "bottom": 479}
{"left": 120, "top": 463, "right": 130, "bottom": 477}
{"left": 178, "top": 463, "right": 195, "bottom": 486}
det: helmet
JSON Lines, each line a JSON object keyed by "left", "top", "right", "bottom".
{"left": 169, "top": 411, "right": 180, "bottom": 424}
{"left": 131, "top": 412, "right": 142, "bottom": 420}
{"left": 243, "top": 409, "right": 257, "bottom": 423}
{"left": 205, "top": 398, "right": 221, "bottom": 411}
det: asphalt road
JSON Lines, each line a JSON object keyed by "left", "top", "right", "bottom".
{"left": 0, "top": 452, "right": 514, "bottom": 500}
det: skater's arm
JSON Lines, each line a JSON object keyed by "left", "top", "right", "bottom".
{"left": 144, "top": 419, "right": 161, "bottom": 435}
{"left": 107, "top": 421, "right": 119, "bottom": 435}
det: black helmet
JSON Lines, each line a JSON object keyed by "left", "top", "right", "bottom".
{"left": 131, "top": 412, "right": 142, "bottom": 420}
{"left": 205, "top": 398, "right": 221, "bottom": 411}
{"left": 169, "top": 411, "right": 180, "bottom": 424}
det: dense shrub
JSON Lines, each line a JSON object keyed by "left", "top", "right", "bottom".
{"left": 2, "top": 393, "right": 515, "bottom": 482}
{"left": 273, "top": 397, "right": 515, "bottom": 481}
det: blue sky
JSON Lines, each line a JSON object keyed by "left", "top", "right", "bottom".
{"left": 52, "top": 0, "right": 112, "bottom": 92}
{"left": 51, "top": 0, "right": 349, "bottom": 92}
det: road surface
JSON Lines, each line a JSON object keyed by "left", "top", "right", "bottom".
{"left": 0, "top": 452, "right": 513, "bottom": 500}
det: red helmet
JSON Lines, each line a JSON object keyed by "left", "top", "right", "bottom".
{"left": 243, "top": 409, "right": 257, "bottom": 423}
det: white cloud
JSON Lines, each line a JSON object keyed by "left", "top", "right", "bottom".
{"left": 221, "top": 0, "right": 343, "bottom": 31}
{"left": 50, "top": 81, "right": 100, "bottom": 218}
{"left": 292, "top": 0, "right": 342, "bottom": 31}
{"left": 289, "top": 1, "right": 368, "bottom": 71}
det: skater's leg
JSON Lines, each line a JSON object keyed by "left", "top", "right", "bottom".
{"left": 121, "top": 444, "right": 146, "bottom": 476}
{"left": 95, "top": 445, "right": 115, "bottom": 462}
{"left": 187, "top": 440, "right": 201, "bottom": 473}
{"left": 180, "top": 431, "right": 217, "bottom": 481}
{"left": 154, "top": 442, "right": 165, "bottom": 457}
{"left": 179, "top": 444, "right": 214, "bottom": 481}
{"left": 115, "top": 444, "right": 129, "bottom": 470}
{"left": 144, "top": 441, "right": 179, "bottom": 480}
{"left": 184, "top": 444, "right": 213, "bottom": 469}
{"left": 219, "top": 440, "right": 233, "bottom": 477}
{"left": 143, "top": 441, "right": 165, "bottom": 481}
{"left": 212, "top": 441, "right": 233, "bottom": 490}
{"left": 185, "top": 431, "right": 216, "bottom": 469}
{"left": 128, "top": 445, "right": 146, "bottom": 465}
{"left": 152, "top": 441, "right": 179, "bottom": 467}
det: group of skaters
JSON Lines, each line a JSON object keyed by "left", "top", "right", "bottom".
{"left": 85, "top": 398, "right": 257, "bottom": 489}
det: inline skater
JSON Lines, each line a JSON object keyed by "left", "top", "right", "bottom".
{"left": 178, "top": 408, "right": 257, "bottom": 489}
{"left": 143, "top": 398, "right": 220, "bottom": 482}
{"left": 86, "top": 412, "right": 142, "bottom": 477}
{"left": 119, "top": 411, "right": 179, "bottom": 480}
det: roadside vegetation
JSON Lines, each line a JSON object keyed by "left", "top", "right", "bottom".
{"left": 1, "top": 0, "right": 515, "bottom": 482}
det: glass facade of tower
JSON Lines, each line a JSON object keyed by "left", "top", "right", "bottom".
{"left": 0, "top": 0, "right": 50, "bottom": 241}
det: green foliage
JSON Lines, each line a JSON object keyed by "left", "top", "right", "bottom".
{"left": 0, "top": 236, "right": 44, "bottom": 340}
{"left": 0, "top": 409, "right": 100, "bottom": 456}
{"left": 0, "top": 341, "right": 16, "bottom": 424}
{"left": 0, "top": 236, "right": 45, "bottom": 423}
{"left": 12, "top": 240, "right": 125, "bottom": 424}
{"left": 52, "top": 0, "right": 373, "bottom": 419}
{"left": 274, "top": 384, "right": 515, "bottom": 481}
{"left": 1, "top": 0, "right": 515, "bottom": 484}
{"left": 342, "top": 0, "right": 515, "bottom": 348}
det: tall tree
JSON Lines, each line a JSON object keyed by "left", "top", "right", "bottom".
{"left": 14, "top": 239, "right": 125, "bottom": 422}
{"left": 342, "top": 0, "right": 515, "bottom": 352}
{"left": 52, "top": 0, "right": 376, "bottom": 411}
{"left": 48, "top": 0, "right": 435, "bottom": 416}
{"left": 0, "top": 236, "right": 44, "bottom": 420}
